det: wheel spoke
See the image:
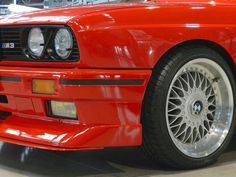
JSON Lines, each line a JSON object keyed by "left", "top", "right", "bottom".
{"left": 167, "top": 69, "right": 218, "bottom": 145}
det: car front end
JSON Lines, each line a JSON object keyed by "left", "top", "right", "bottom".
{"left": 0, "top": 3, "right": 152, "bottom": 150}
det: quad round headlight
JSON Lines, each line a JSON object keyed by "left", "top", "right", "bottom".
{"left": 54, "top": 28, "right": 73, "bottom": 59}
{"left": 28, "top": 28, "right": 45, "bottom": 57}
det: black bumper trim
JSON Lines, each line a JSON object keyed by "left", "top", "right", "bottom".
{"left": 0, "top": 76, "right": 21, "bottom": 82}
{"left": 60, "top": 79, "right": 144, "bottom": 85}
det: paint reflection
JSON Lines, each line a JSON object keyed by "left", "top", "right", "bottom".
{"left": 0, "top": 16, "right": 72, "bottom": 24}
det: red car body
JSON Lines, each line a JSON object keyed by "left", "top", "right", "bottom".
{"left": 0, "top": 0, "right": 235, "bottom": 150}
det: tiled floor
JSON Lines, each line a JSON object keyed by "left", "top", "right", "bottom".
{"left": 0, "top": 138, "right": 235, "bottom": 177}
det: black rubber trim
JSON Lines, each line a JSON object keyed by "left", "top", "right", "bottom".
{"left": 60, "top": 79, "right": 144, "bottom": 85}
{"left": 0, "top": 111, "right": 12, "bottom": 120}
{"left": 0, "top": 76, "right": 21, "bottom": 82}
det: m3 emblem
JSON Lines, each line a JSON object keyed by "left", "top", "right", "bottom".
{"left": 1, "top": 43, "right": 15, "bottom": 49}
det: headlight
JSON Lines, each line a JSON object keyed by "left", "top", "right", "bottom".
{"left": 28, "top": 28, "right": 44, "bottom": 57}
{"left": 54, "top": 28, "right": 73, "bottom": 59}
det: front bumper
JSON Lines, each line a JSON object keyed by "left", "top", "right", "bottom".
{"left": 0, "top": 66, "right": 151, "bottom": 150}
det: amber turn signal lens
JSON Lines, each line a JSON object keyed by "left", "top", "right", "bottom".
{"left": 32, "top": 79, "right": 55, "bottom": 94}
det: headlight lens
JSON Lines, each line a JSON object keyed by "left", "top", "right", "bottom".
{"left": 54, "top": 28, "right": 73, "bottom": 59}
{"left": 28, "top": 28, "right": 44, "bottom": 57}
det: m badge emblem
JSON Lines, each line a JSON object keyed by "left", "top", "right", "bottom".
{"left": 1, "top": 43, "right": 15, "bottom": 49}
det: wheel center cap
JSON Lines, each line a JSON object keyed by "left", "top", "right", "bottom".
{"left": 193, "top": 101, "right": 203, "bottom": 115}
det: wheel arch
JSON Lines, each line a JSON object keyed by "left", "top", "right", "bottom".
{"left": 142, "top": 39, "right": 236, "bottom": 123}
{"left": 154, "top": 39, "right": 236, "bottom": 77}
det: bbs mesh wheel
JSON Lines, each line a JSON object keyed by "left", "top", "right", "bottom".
{"left": 142, "top": 45, "right": 236, "bottom": 169}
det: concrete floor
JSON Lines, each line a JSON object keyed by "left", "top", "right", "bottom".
{"left": 0, "top": 138, "right": 236, "bottom": 177}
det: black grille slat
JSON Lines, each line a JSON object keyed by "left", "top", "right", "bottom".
{"left": 0, "top": 26, "right": 79, "bottom": 62}
{"left": 1, "top": 42, "right": 21, "bottom": 44}
{"left": 2, "top": 35, "right": 19, "bottom": 37}
{"left": 2, "top": 51, "right": 22, "bottom": 53}
{"left": 1, "top": 38, "right": 19, "bottom": 40}
{"left": 1, "top": 50, "right": 22, "bottom": 53}
{"left": 2, "top": 48, "right": 22, "bottom": 50}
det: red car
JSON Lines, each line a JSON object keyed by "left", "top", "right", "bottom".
{"left": 0, "top": 0, "right": 235, "bottom": 169}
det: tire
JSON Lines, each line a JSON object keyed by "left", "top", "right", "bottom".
{"left": 141, "top": 45, "right": 236, "bottom": 169}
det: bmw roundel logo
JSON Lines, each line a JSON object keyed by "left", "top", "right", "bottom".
{"left": 193, "top": 101, "right": 203, "bottom": 114}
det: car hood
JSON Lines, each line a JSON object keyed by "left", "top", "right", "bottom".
{"left": 0, "top": 3, "right": 148, "bottom": 26}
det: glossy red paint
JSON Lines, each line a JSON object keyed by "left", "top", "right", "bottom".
{"left": 0, "top": 115, "right": 141, "bottom": 150}
{"left": 0, "top": 0, "right": 235, "bottom": 150}
{"left": 69, "top": 1, "right": 236, "bottom": 69}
